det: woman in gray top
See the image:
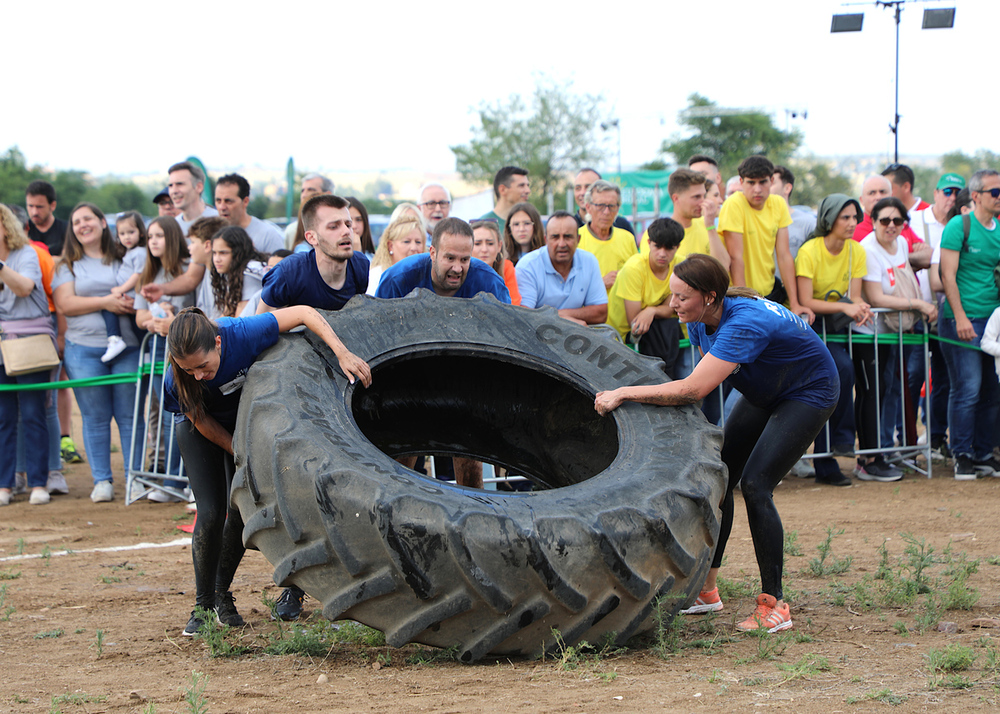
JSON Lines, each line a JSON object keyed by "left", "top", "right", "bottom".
{"left": 0, "top": 205, "right": 54, "bottom": 506}
{"left": 52, "top": 203, "right": 141, "bottom": 503}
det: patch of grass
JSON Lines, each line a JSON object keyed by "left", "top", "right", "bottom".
{"left": 15, "top": 537, "right": 25, "bottom": 555}
{"left": 652, "top": 595, "right": 683, "bottom": 657}
{"left": 783, "top": 530, "right": 803, "bottom": 557}
{"left": 0, "top": 584, "right": 14, "bottom": 621}
{"left": 51, "top": 694, "right": 107, "bottom": 706}
{"left": 986, "top": 555, "right": 1000, "bottom": 566}
{"left": 547, "top": 628, "right": 622, "bottom": 681}
{"left": 776, "top": 653, "right": 832, "bottom": 683}
{"left": 914, "top": 593, "right": 942, "bottom": 634}
{"left": 866, "top": 687, "right": 905, "bottom": 705}
{"left": 734, "top": 629, "right": 791, "bottom": 664}
{"left": 808, "top": 525, "right": 853, "bottom": 577}
{"left": 35, "top": 628, "right": 63, "bottom": 639}
{"left": 182, "top": 671, "right": 208, "bottom": 714}
{"left": 335, "top": 620, "right": 386, "bottom": 647}
{"left": 406, "top": 646, "right": 460, "bottom": 665}
{"left": 99, "top": 575, "right": 122, "bottom": 584}
{"left": 893, "top": 621, "right": 909, "bottom": 636}
{"left": 194, "top": 607, "right": 249, "bottom": 658}
{"left": 927, "top": 643, "right": 977, "bottom": 673}
{"left": 899, "top": 533, "right": 934, "bottom": 592}
{"left": 717, "top": 574, "right": 757, "bottom": 602}
{"left": 741, "top": 675, "right": 767, "bottom": 686}
{"left": 263, "top": 616, "right": 338, "bottom": 657}
{"left": 0, "top": 569, "right": 20, "bottom": 580}
{"left": 90, "top": 629, "right": 105, "bottom": 658}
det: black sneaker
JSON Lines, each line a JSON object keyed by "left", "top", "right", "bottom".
{"left": 855, "top": 459, "right": 904, "bottom": 482}
{"left": 182, "top": 610, "right": 205, "bottom": 637}
{"left": 954, "top": 455, "right": 977, "bottom": 481}
{"left": 973, "top": 456, "right": 1000, "bottom": 478}
{"left": 930, "top": 439, "right": 951, "bottom": 462}
{"left": 274, "top": 585, "right": 305, "bottom": 621}
{"left": 815, "top": 472, "right": 852, "bottom": 487}
{"left": 215, "top": 591, "right": 245, "bottom": 627}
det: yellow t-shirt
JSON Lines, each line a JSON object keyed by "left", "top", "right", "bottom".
{"left": 795, "top": 236, "right": 868, "bottom": 301}
{"left": 638, "top": 218, "right": 712, "bottom": 339}
{"left": 718, "top": 193, "right": 792, "bottom": 296}
{"left": 607, "top": 253, "right": 671, "bottom": 339}
{"left": 577, "top": 224, "right": 638, "bottom": 290}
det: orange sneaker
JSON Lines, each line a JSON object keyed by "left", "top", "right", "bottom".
{"left": 680, "top": 587, "right": 723, "bottom": 615}
{"left": 736, "top": 593, "right": 792, "bottom": 633}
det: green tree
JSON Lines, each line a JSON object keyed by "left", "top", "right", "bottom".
{"left": 786, "top": 159, "right": 854, "bottom": 209}
{"left": 451, "top": 76, "right": 608, "bottom": 209}
{"left": 0, "top": 146, "right": 44, "bottom": 207}
{"left": 657, "top": 94, "right": 801, "bottom": 180}
{"left": 86, "top": 181, "right": 148, "bottom": 215}
{"left": 941, "top": 150, "right": 1000, "bottom": 179}
{"left": 50, "top": 171, "right": 90, "bottom": 219}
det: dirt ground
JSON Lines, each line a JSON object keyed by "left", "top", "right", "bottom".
{"left": 2, "top": 416, "right": 1000, "bottom": 714}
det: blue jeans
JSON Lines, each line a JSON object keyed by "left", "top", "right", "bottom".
{"left": 16, "top": 388, "right": 61, "bottom": 473}
{"left": 939, "top": 317, "right": 1000, "bottom": 461}
{"left": 63, "top": 341, "right": 141, "bottom": 484}
{"left": 0, "top": 369, "right": 50, "bottom": 489}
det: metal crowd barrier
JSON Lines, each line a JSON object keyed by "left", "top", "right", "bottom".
{"left": 125, "top": 332, "right": 190, "bottom": 504}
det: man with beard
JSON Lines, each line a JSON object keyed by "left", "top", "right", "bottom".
{"left": 417, "top": 182, "right": 452, "bottom": 241}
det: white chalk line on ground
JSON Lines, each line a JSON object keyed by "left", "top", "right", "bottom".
{"left": 0, "top": 537, "right": 191, "bottom": 563}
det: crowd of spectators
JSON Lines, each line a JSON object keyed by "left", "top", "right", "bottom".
{"left": 1, "top": 154, "right": 998, "bottom": 513}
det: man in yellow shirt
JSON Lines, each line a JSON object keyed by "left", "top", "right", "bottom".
{"left": 640, "top": 169, "right": 729, "bottom": 272}
{"left": 607, "top": 218, "right": 684, "bottom": 376}
{"left": 720, "top": 155, "right": 814, "bottom": 323}
{"left": 577, "top": 180, "right": 638, "bottom": 291}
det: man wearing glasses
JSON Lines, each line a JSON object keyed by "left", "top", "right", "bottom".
{"left": 577, "top": 180, "right": 638, "bottom": 291}
{"left": 938, "top": 169, "right": 1000, "bottom": 480}
{"left": 572, "top": 168, "right": 634, "bottom": 235}
{"left": 417, "top": 182, "right": 451, "bottom": 241}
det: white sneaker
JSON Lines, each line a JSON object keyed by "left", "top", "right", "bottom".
{"left": 46, "top": 471, "right": 69, "bottom": 495}
{"left": 148, "top": 489, "right": 183, "bottom": 503}
{"left": 789, "top": 459, "right": 815, "bottom": 479}
{"left": 101, "top": 336, "right": 127, "bottom": 363}
{"left": 90, "top": 480, "right": 114, "bottom": 502}
{"left": 30, "top": 488, "right": 50, "bottom": 505}
{"left": 13, "top": 472, "right": 27, "bottom": 495}
{"left": 0, "top": 489, "right": 11, "bottom": 506}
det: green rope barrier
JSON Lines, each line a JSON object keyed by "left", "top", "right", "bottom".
{"left": 0, "top": 362, "right": 166, "bottom": 392}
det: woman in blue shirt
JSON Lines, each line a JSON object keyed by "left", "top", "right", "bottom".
{"left": 595, "top": 254, "right": 839, "bottom": 634}
{"left": 165, "top": 306, "right": 371, "bottom": 636}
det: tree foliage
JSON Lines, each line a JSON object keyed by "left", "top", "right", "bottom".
{"left": 0, "top": 146, "right": 150, "bottom": 218}
{"left": 942, "top": 150, "right": 1000, "bottom": 178}
{"left": 658, "top": 94, "right": 802, "bottom": 179}
{"left": 451, "top": 77, "right": 608, "bottom": 208}
{"left": 785, "top": 158, "right": 854, "bottom": 209}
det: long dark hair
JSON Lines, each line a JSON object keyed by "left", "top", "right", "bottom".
{"left": 347, "top": 196, "right": 375, "bottom": 254}
{"left": 60, "top": 202, "right": 125, "bottom": 276}
{"left": 167, "top": 307, "right": 219, "bottom": 423}
{"left": 502, "top": 202, "right": 544, "bottom": 264}
{"left": 139, "top": 216, "right": 190, "bottom": 288}
{"left": 210, "top": 225, "right": 262, "bottom": 317}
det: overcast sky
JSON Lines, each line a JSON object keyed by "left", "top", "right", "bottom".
{"left": 5, "top": 0, "right": 992, "bottom": 177}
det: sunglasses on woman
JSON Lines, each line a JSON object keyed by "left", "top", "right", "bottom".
{"left": 877, "top": 217, "right": 905, "bottom": 227}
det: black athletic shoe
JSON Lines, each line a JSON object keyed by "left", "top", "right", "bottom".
{"left": 215, "top": 591, "right": 245, "bottom": 627}
{"left": 182, "top": 610, "right": 205, "bottom": 636}
{"left": 815, "top": 471, "right": 852, "bottom": 487}
{"left": 274, "top": 586, "right": 305, "bottom": 621}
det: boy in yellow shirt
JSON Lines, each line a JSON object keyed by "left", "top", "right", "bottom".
{"left": 607, "top": 218, "right": 684, "bottom": 376}
{"left": 720, "top": 155, "right": 814, "bottom": 323}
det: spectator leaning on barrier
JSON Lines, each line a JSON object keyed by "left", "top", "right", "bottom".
{"left": 577, "top": 180, "right": 638, "bottom": 292}
{"left": 938, "top": 169, "right": 1000, "bottom": 481}
{"left": 515, "top": 211, "right": 607, "bottom": 324}
{"left": 607, "top": 218, "right": 685, "bottom": 377}
{"left": 795, "top": 194, "right": 872, "bottom": 487}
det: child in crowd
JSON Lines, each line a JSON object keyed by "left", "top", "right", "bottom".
{"left": 210, "top": 226, "right": 266, "bottom": 317}
{"left": 102, "top": 211, "right": 147, "bottom": 363}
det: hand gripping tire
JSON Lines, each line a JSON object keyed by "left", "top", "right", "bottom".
{"left": 230, "top": 289, "right": 726, "bottom": 662}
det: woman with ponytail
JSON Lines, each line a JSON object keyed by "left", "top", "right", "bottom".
{"left": 163, "top": 305, "right": 371, "bottom": 635}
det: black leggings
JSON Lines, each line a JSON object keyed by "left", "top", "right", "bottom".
{"left": 177, "top": 421, "right": 245, "bottom": 609}
{"left": 852, "top": 343, "right": 892, "bottom": 452}
{"left": 713, "top": 396, "right": 836, "bottom": 600}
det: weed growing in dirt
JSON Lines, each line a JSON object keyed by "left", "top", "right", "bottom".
{"left": 263, "top": 616, "right": 338, "bottom": 657}
{"left": 808, "top": 526, "right": 853, "bottom": 577}
{"left": 741, "top": 675, "right": 767, "bottom": 686}
{"left": 336, "top": 621, "right": 386, "bottom": 647}
{"left": 986, "top": 556, "right": 1000, "bottom": 566}
{"left": 99, "top": 575, "right": 122, "bottom": 584}
{"left": 893, "top": 621, "right": 910, "bottom": 636}
{"left": 652, "top": 595, "right": 683, "bottom": 657}
{"left": 195, "top": 607, "right": 249, "bottom": 658}
{"left": 0, "top": 584, "right": 14, "bottom": 620}
{"left": 51, "top": 694, "right": 107, "bottom": 707}
{"left": 0, "top": 569, "right": 19, "bottom": 580}
{"left": 717, "top": 573, "right": 757, "bottom": 602}
{"left": 182, "top": 671, "right": 208, "bottom": 714}
{"left": 90, "top": 629, "right": 105, "bottom": 658}
{"left": 783, "top": 531, "right": 803, "bottom": 557}
{"left": 142, "top": 704, "right": 157, "bottom": 714}
{"left": 406, "top": 646, "right": 460, "bottom": 665}
{"left": 15, "top": 538, "right": 25, "bottom": 555}
{"left": 34, "top": 628, "right": 63, "bottom": 639}
{"left": 858, "top": 688, "right": 905, "bottom": 705}
{"left": 40, "top": 544, "right": 51, "bottom": 564}
{"left": 775, "top": 653, "right": 832, "bottom": 683}
{"left": 546, "top": 628, "right": 622, "bottom": 681}
{"left": 734, "top": 629, "right": 791, "bottom": 664}
{"left": 927, "top": 643, "right": 977, "bottom": 673}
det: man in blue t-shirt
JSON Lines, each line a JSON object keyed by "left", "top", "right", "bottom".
{"left": 258, "top": 194, "right": 369, "bottom": 314}
{"left": 254, "top": 193, "right": 369, "bottom": 622}
{"left": 376, "top": 217, "right": 510, "bottom": 491}
{"left": 376, "top": 217, "right": 511, "bottom": 303}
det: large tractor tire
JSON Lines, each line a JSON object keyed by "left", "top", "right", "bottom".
{"left": 230, "top": 290, "right": 726, "bottom": 662}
